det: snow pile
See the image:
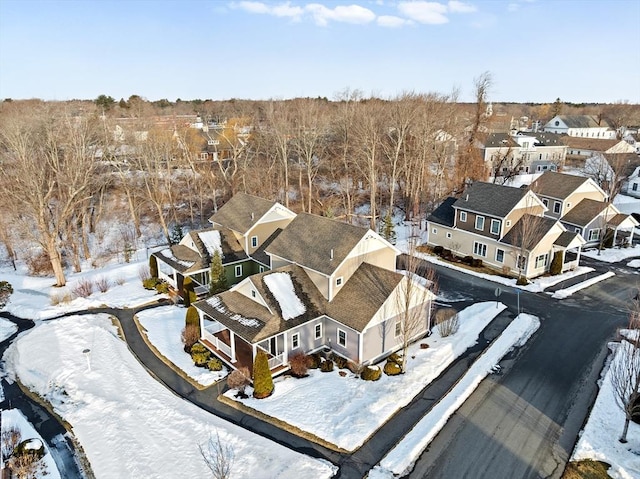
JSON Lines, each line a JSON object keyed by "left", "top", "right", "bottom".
{"left": 628, "top": 260, "right": 640, "bottom": 268}
{"left": 263, "top": 272, "right": 306, "bottom": 320}
{"left": 1, "top": 409, "right": 61, "bottom": 479}
{"left": 3, "top": 315, "right": 336, "bottom": 479}
{"left": 0, "top": 259, "right": 166, "bottom": 319}
{"left": 370, "top": 313, "right": 540, "bottom": 479}
{"left": 226, "top": 302, "right": 506, "bottom": 451}
{"left": 0, "top": 317, "right": 18, "bottom": 342}
{"left": 571, "top": 341, "right": 640, "bottom": 479}
{"left": 582, "top": 246, "right": 640, "bottom": 263}
{"left": 206, "top": 296, "right": 262, "bottom": 328}
{"left": 552, "top": 271, "right": 615, "bottom": 299}
{"left": 136, "top": 307, "right": 226, "bottom": 386}
{"left": 198, "top": 230, "right": 222, "bottom": 256}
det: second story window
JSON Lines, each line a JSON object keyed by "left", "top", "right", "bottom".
{"left": 475, "top": 216, "right": 485, "bottom": 231}
{"left": 460, "top": 211, "right": 467, "bottom": 222}
{"left": 251, "top": 236, "right": 258, "bottom": 248}
{"left": 554, "top": 201, "right": 561, "bottom": 214}
{"left": 490, "top": 219, "right": 500, "bottom": 235}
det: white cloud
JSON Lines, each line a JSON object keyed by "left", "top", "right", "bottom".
{"left": 377, "top": 15, "right": 412, "bottom": 27}
{"left": 398, "top": 1, "right": 449, "bottom": 24}
{"left": 305, "top": 4, "right": 376, "bottom": 26}
{"left": 234, "top": 1, "right": 304, "bottom": 20}
{"left": 448, "top": 1, "right": 477, "bottom": 13}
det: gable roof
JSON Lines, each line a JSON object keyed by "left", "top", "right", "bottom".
{"left": 427, "top": 197, "right": 456, "bottom": 227}
{"left": 529, "top": 171, "right": 592, "bottom": 200}
{"left": 453, "top": 182, "right": 529, "bottom": 218}
{"left": 265, "top": 213, "right": 372, "bottom": 276}
{"left": 560, "top": 198, "right": 608, "bottom": 227}
{"left": 554, "top": 231, "right": 583, "bottom": 248}
{"left": 209, "top": 193, "right": 278, "bottom": 235}
{"left": 483, "top": 133, "right": 518, "bottom": 148}
{"left": 556, "top": 115, "right": 612, "bottom": 129}
{"left": 251, "top": 228, "right": 283, "bottom": 267}
{"left": 500, "top": 214, "right": 559, "bottom": 247}
{"left": 561, "top": 136, "right": 619, "bottom": 152}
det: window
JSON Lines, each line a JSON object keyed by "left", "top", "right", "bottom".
{"left": 460, "top": 211, "right": 467, "bottom": 222}
{"left": 575, "top": 227, "right": 582, "bottom": 234}
{"left": 337, "top": 329, "right": 347, "bottom": 347}
{"left": 517, "top": 255, "right": 527, "bottom": 270}
{"left": 395, "top": 321, "right": 402, "bottom": 338}
{"left": 235, "top": 265, "right": 243, "bottom": 277}
{"left": 251, "top": 290, "right": 256, "bottom": 298}
{"left": 251, "top": 236, "right": 258, "bottom": 248}
{"left": 432, "top": 227, "right": 437, "bottom": 235}
{"left": 495, "top": 248, "right": 505, "bottom": 263}
{"left": 475, "top": 216, "right": 485, "bottom": 231}
{"left": 336, "top": 277, "right": 343, "bottom": 287}
{"left": 555, "top": 120, "right": 560, "bottom": 126}
{"left": 490, "top": 219, "right": 500, "bottom": 235}
{"left": 259, "top": 266, "right": 265, "bottom": 273}
{"left": 567, "top": 202, "right": 572, "bottom": 210}
{"left": 553, "top": 201, "right": 561, "bottom": 214}
{"left": 542, "top": 198, "right": 549, "bottom": 207}
{"left": 314, "top": 323, "right": 322, "bottom": 340}
{"left": 588, "top": 229, "right": 600, "bottom": 241}
{"left": 473, "top": 242, "right": 487, "bottom": 257}
{"left": 535, "top": 254, "right": 548, "bottom": 269}
{"left": 633, "top": 183, "right": 638, "bottom": 192}
{"left": 506, "top": 220, "right": 512, "bottom": 227}
{"left": 291, "top": 333, "right": 300, "bottom": 349}
{"left": 446, "top": 232, "right": 452, "bottom": 239}
{"left": 200, "top": 152, "right": 208, "bottom": 160}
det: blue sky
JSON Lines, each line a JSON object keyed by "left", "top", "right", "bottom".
{"left": 1, "top": 0, "right": 639, "bottom": 103}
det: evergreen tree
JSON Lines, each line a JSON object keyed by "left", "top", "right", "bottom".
{"left": 182, "top": 276, "right": 197, "bottom": 307}
{"left": 550, "top": 251, "right": 563, "bottom": 275}
{"left": 149, "top": 255, "right": 158, "bottom": 279}
{"left": 185, "top": 305, "right": 200, "bottom": 329}
{"left": 252, "top": 350, "right": 274, "bottom": 399}
{"left": 379, "top": 213, "right": 397, "bottom": 244}
{"left": 209, "top": 250, "right": 227, "bottom": 294}
{"left": 169, "top": 224, "right": 184, "bottom": 245}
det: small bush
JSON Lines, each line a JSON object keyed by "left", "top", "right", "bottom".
{"left": 387, "top": 352, "right": 403, "bottom": 365}
{"left": 307, "top": 353, "right": 322, "bottom": 369}
{"left": 472, "top": 258, "right": 483, "bottom": 267}
{"left": 360, "top": 366, "right": 382, "bottom": 381}
{"left": 227, "top": 367, "right": 251, "bottom": 396}
{"left": 155, "top": 281, "right": 170, "bottom": 294}
{"left": 330, "top": 353, "right": 348, "bottom": 369}
{"left": 50, "top": 289, "right": 73, "bottom": 305}
{"left": 149, "top": 255, "right": 158, "bottom": 279}
{"left": 441, "top": 248, "right": 451, "bottom": 259}
{"left": 139, "top": 265, "right": 151, "bottom": 282}
{"left": 550, "top": 251, "right": 563, "bottom": 276}
{"left": 207, "top": 357, "right": 223, "bottom": 371}
{"left": 320, "top": 359, "right": 334, "bottom": 372}
{"left": 516, "top": 276, "right": 529, "bottom": 286}
{"left": 347, "top": 360, "right": 362, "bottom": 374}
{"left": 435, "top": 308, "right": 459, "bottom": 337}
{"left": 191, "top": 343, "right": 208, "bottom": 354}
{"left": 142, "top": 277, "right": 160, "bottom": 290}
{"left": 25, "top": 251, "right": 54, "bottom": 276}
{"left": 191, "top": 344, "right": 211, "bottom": 367}
{"left": 289, "top": 353, "right": 309, "bottom": 377}
{"left": 181, "top": 324, "right": 200, "bottom": 353}
{"left": 72, "top": 278, "right": 94, "bottom": 298}
{"left": 462, "top": 255, "right": 474, "bottom": 265}
{"left": 95, "top": 276, "right": 110, "bottom": 293}
{"left": 383, "top": 360, "right": 402, "bottom": 376}
{"left": 115, "top": 276, "right": 126, "bottom": 286}
{"left": 433, "top": 245, "right": 444, "bottom": 255}
{"left": 0, "top": 281, "right": 13, "bottom": 308}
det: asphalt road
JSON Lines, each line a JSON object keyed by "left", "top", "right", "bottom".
{"left": 404, "top": 257, "right": 634, "bottom": 479}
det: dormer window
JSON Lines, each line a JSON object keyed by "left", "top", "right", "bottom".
{"left": 475, "top": 216, "right": 485, "bottom": 231}
{"left": 460, "top": 211, "right": 467, "bottom": 222}
{"left": 553, "top": 201, "right": 561, "bottom": 214}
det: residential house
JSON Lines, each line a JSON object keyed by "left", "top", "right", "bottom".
{"left": 193, "top": 212, "right": 435, "bottom": 376}
{"left": 530, "top": 171, "right": 639, "bottom": 247}
{"left": 543, "top": 115, "right": 616, "bottom": 139}
{"left": 561, "top": 136, "right": 635, "bottom": 160}
{"left": 426, "top": 182, "right": 585, "bottom": 279}
{"left": 153, "top": 193, "right": 296, "bottom": 295}
{"left": 627, "top": 166, "right": 640, "bottom": 198}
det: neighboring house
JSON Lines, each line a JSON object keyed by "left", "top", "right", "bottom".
{"left": 627, "top": 166, "right": 640, "bottom": 198}
{"left": 153, "top": 193, "right": 296, "bottom": 295}
{"left": 426, "top": 182, "right": 585, "bottom": 280}
{"left": 561, "top": 136, "right": 635, "bottom": 159}
{"left": 482, "top": 132, "right": 566, "bottom": 178}
{"left": 193, "top": 212, "right": 435, "bottom": 376}
{"left": 530, "top": 171, "right": 639, "bottom": 247}
{"left": 543, "top": 115, "right": 616, "bottom": 139}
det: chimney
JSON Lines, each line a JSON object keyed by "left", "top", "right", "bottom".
{"left": 330, "top": 249, "right": 334, "bottom": 260}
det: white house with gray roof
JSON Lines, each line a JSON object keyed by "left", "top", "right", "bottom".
{"left": 543, "top": 115, "right": 616, "bottom": 139}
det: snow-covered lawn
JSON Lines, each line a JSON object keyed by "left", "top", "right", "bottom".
{"left": 551, "top": 272, "right": 616, "bottom": 299}
{"left": 1, "top": 409, "right": 61, "bottom": 479}
{"left": 136, "top": 306, "right": 227, "bottom": 386}
{"left": 225, "top": 302, "right": 506, "bottom": 451}
{"left": 582, "top": 245, "right": 640, "bottom": 263}
{"left": 571, "top": 341, "right": 640, "bottom": 479}
{"left": 628, "top": 260, "right": 640, "bottom": 268}
{"left": 0, "top": 258, "right": 167, "bottom": 319}
{"left": 369, "top": 313, "right": 540, "bottom": 479}
{"left": 3, "top": 315, "right": 336, "bottom": 479}
{"left": 0, "top": 317, "right": 18, "bottom": 342}
{"left": 614, "top": 193, "right": 640, "bottom": 216}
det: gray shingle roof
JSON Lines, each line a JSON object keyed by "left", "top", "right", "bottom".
{"left": 453, "top": 182, "right": 528, "bottom": 218}
{"left": 266, "top": 213, "right": 370, "bottom": 276}
{"left": 500, "top": 214, "right": 558, "bottom": 247}
{"left": 554, "top": 231, "right": 580, "bottom": 248}
{"left": 209, "top": 193, "right": 277, "bottom": 234}
{"left": 530, "top": 171, "right": 590, "bottom": 200}
{"left": 251, "top": 228, "right": 283, "bottom": 267}
{"left": 557, "top": 115, "right": 611, "bottom": 129}
{"left": 427, "top": 197, "right": 456, "bottom": 227}
{"left": 560, "top": 199, "right": 608, "bottom": 227}
{"left": 483, "top": 133, "right": 518, "bottom": 148}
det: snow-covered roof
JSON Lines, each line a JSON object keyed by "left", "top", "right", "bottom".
{"left": 197, "top": 230, "right": 222, "bottom": 256}
{"left": 263, "top": 272, "right": 306, "bottom": 320}
{"left": 206, "top": 296, "right": 262, "bottom": 328}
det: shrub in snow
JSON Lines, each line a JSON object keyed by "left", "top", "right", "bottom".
{"left": 433, "top": 245, "right": 444, "bottom": 256}
{"left": 320, "top": 359, "right": 334, "bottom": 373}
{"left": 386, "top": 352, "right": 403, "bottom": 366}
{"left": 360, "top": 366, "right": 382, "bottom": 381}
{"left": 181, "top": 324, "right": 200, "bottom": 353}
{"left": 155, "top": 281, "right": 170, "bottom": 294}
{"left": 190, "top": 343, "right": 211, "bottom": 367}
{"left": 516, "top": 276, "right": 529, "bottom": 286}
{"left": 142, "top": 277, "right": 160, "bottom": 290}
{"left": 1, "top": 426, "right": 21, "bottom": 460}
{"left": 307, "top": 353, "right": 322, "bottom": 369}
{"left": 115, "top": 275, "right": 126, "bottom": 286}
{"left": 182, "top": 276, "right": 197, "bottom": 307}
{"left": 207, "top": 357, "right": 223, "bottom": 371}
{"left": 227, "top": 367, "right": 251, "bottom": 397}
{"left": 73, "top": 278, "right": 94, "bottom": 298}
{"left": 25, "top": 251, "right": 54, "bottom": 277}
{"left": 185, "top": 306, "right": 200, "bottom": 329}
{"left": 330, "top": 353, "right": 348, "bottom": 370}
{"left": 139, "top": 264, "right": 152, "bottom": 282}
{"left": 288, "top": 353, "right": 309, "bottom": 378}
{"left": 95, "top": 276, "right": 110, "bottom": 293}
{"left": 253, "top": 350, "right": 274, "bottom": 399}
{"left": 0, "top": 281, "right": 13, "bottom": 308}
{"left": 435, "top": 308, "right": 459, "bottom": 337}
{"left": 550, "top": 251, "right": 563, "bottom": 276}
{"left": 383, "top": 360, "right": 402, "bottom": 376}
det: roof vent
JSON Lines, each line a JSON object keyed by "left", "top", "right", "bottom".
{"left": 466, "top": 194, "right": 469, "bottom": 201}
{"left": 251, "top": 212, "right": 254, "bottom": 221}
{"left": 330, "top": 249, "right": 334, "bottom": 260}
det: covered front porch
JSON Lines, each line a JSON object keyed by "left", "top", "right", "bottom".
{"left": 608, "top": 214, "right": 640, "bottom": 247}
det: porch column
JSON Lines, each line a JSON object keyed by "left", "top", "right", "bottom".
{"left": 613, "top": 226, "right": 619, "bottom": 246}
{"left": 576, "top": 246, "right": 582, "bottom": 266}
{"left": 282, "top": 333, "right": 288, "bottom": 366}
{"left": 252, "top": 343, "right": 257, "bottom": 367}
{"left": 230, "top": 330, "right": 237, "bottom": 363}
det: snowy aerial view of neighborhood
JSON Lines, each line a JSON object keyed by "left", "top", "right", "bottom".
{"left": 1, "top": 1, "right": 639, "bottom": 478}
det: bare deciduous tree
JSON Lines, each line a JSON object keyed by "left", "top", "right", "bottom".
{"left": 199, "top": 430, "right": 234, "bottom": 479}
